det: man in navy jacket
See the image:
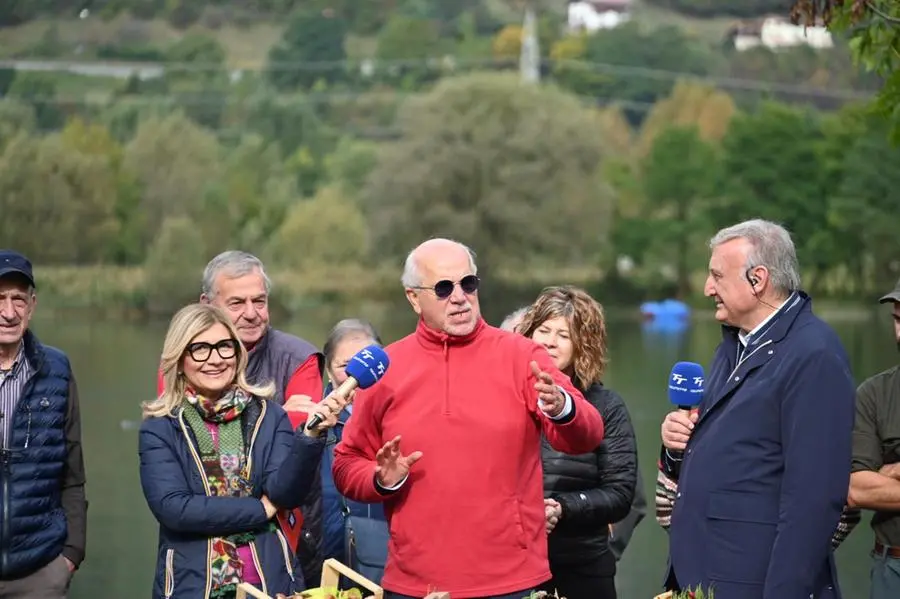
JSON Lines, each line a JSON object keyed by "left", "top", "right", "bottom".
{"left": 0, "top": 250, "right": 87, "bottom": 598}
{"left": 659, "top": 219, "right": 855, "bottom": 599}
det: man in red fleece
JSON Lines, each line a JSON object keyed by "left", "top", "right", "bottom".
{"left": 332, "top": 238, "right": 606, "bottom": 599}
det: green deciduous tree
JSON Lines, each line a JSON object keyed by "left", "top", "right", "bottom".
{"left": 0, "top": 99, "right": 36, "bottom": 153}
{"left": 200, "top": 134, "right": 298, "bottom": 252}
{"left": 715, "top": 102, "right": 833, "bottom": 285}
{"left": 819, "top": 105, "right": 900, "bottom": 294}
{"left": 637, "top": 80, "right": 737, "bottom": 157}
{"left": 793, "top": 0, "right": 900, "bottom": 140}
{"left": 267, "top": 8, "right": 348, "bottom": 91}
{"left": 123, "top": 112, "right": 221, "bottom": 247}
{"left": 266, "top": 185, "right": 368, "bottom": 271}
{"left": 0, "top": 131, "right": 121, "bottom": 263}
{"left": 60, "top": 118, "right": 144, "bottom": 264}
{"left": 554, "top": 23, "right": 718, "bottom": 124}
{"left": 375, "top": 15, "right": 446, "bottom": 90}
{"left": 164, "top": 34, "right": 229, "bottom": 129}
{"left": 361, "top": 72, "right": 615, "bottom": 275}
{"left": 640, "top": 126, "right": 719, "bottom": 297}
{"left": 144, "top": 216, "right": 209, "bottom": 315}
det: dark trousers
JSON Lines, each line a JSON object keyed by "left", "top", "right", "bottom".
{"left": 0, "top": 555, "right": 72, "bottom": 599}
{"left": 385, "top": 589, "right": 534, "bottom": 599}
{"left": 871, "top": 550, "right": 900, "bottom": 599}
{"left": 541, "top": 558, "right": 617, "bottom": 599}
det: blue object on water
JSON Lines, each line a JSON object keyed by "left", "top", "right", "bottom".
{"left": 640, "top": 299, "right": 690, "bottom": 335}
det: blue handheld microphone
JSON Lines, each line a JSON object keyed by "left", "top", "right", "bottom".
{"left": 306, "top": 344, "right": 390, "bottom": 430}
{"left": 668, "top": 361, "right": 705, "bottom": 411}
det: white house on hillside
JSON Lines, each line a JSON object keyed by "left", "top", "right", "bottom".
{"left": 567, "top": 0, "right": 632, "bottom": 33}
{"left": 729, "top": 16, "right": 834, "bottom": 51}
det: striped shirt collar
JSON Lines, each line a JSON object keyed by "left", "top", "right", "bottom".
{"left": 0, "top": 341, "right": 31, "bottom": 449}
{"left": 0, "top": 342, "right": 26, "bottom": 382}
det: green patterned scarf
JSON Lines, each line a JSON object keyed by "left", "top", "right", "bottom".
{"left": 182, "top": 387, "right": 263, "bottom": 598}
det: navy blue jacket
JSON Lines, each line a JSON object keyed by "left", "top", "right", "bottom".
{"left": 320, "top": 383, "right": 385, "bottom": 564}
{"left": 139, "top": 397, "right": 325, "bottom": 599}
{"left": 1, "top": 330, "right": 85, "bottom": 580}
{"left": 663, "top": 293, "right": 855, "bottom": 599}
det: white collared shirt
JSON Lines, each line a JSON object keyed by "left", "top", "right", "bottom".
{"left": 738, "top": 296, "right": 793, "bottom": 347}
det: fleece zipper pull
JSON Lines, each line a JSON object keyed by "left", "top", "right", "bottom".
{"left": 442, "top": 340, "right": 450, "bottom": 415}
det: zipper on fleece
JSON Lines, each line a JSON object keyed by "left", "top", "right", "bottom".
{"left": 442, "top": 340, "right": 450, "bottom": 415}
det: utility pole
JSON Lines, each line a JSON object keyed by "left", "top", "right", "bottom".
{"left": 520, "top": 3, "right": 540, "bottom": 84}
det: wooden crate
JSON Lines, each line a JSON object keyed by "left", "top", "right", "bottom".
{"left": 236, "top": 558, "right": 384, "bottom": 599}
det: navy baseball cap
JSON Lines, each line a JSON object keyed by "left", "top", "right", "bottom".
{"left": 880, "top": 276, "right": 900, "bottom": 305}
{"left": 0, "top": 250, "right": 35, "bottom": 288}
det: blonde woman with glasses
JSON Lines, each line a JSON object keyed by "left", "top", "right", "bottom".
{"left": 139, "top": 304, "right": 346, "bottom": 599}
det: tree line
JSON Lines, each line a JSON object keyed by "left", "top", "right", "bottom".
{"left": 1, "top": 69, "right": 896, "bottom": 315}
{"left": 0, "top": 0, "right": 794, "bottom": 30}
{"left": 0, "top": 2, "right": 895, "bottom": 314}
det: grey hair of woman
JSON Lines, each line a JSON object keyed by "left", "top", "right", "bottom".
{"left": 323, "top": 318, "right": 383, "bottom": 369}
{"left": 499, "top": 307, "right": 530, "bottom": 333}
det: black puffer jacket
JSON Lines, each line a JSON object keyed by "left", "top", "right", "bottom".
{"left": 543, "top": 382, "right": 638, "bottom": 565}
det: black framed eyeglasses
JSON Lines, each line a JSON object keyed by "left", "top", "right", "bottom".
{"left": 186, "top": 339, "right": 238, "bottom": 362}
{"left": 411, "top": 275, "right": 480, "bottom": 300}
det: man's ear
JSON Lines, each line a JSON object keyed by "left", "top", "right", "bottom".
{"left": 199, "top": 294, "right": 211, "bottom": 304}
{"left": 405, "top": 289, "right": 421, "bottom": 315}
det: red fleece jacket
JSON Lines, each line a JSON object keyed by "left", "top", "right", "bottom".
{"left": 332, "top": 318, "right": 605, "bottom": 598}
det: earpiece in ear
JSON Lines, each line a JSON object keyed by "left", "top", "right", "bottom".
{"left": 750, "top": 276, "right": 759, "bottom": 287}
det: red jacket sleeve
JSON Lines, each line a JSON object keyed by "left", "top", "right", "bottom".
{"left": 525, "top": 343, "right": 605, "bottom": 454}
{"left": 284, "top": 355, "right": 324, "bottom": 430}
{"left": 332, "top": 387, "right": 391, "bottom": 503}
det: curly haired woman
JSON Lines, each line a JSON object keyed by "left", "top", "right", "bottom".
{"left": 519, "top": 286, "right": 639, "bottom": 599}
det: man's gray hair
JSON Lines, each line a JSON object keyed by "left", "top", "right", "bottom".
{"left": 202, "top": 251, "right": 272, "bottom": 298}
{"left": 400, "top": 239, "right": 478, "bottom": 288}
{"left": 709, "top": 219, "right": 801, "bottom": 296}
{"left": 500, "top": 307, "right": 529, "bottom": 332}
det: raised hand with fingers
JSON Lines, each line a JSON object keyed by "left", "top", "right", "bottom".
{"left": 531, "top": 360, "right": 565, "bottom": 418}
{"left": 375, "top": 435, "right": 423, "bottom": 488}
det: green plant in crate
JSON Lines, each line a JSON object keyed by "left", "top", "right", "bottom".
{"left": 673, "top": 587, "right": 715, "bottom": 599}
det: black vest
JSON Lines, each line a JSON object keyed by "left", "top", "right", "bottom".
{"left": 1, "top": 331, "right": 71, "bottom": 579}
{"left": 245, "top": 328, "right": 321, "bottom": 406}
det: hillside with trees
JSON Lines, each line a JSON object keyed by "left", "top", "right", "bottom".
{"left": 0, "top": 0, "right": 896, "bottom": 314}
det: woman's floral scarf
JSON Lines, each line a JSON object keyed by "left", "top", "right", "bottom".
{"left": 182, "top": 387, "right": 260, "bottom": 598}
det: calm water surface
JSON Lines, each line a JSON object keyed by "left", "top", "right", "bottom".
{"left": 37, "top": 297, "right": 896, "bottom": 599}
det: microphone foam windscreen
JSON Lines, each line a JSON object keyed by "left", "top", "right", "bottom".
{"left": 345, "top": 344, "right": 390, "bottom": 389}
{"left": 668, "top": 361, "right": 705, "bottom": 407}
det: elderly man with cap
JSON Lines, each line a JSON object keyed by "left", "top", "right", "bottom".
{"left": 848, "top": 277, "right": 900, "bottom": 599}
{"left": 0, "top": 250, "right": 87, "bottom": 598}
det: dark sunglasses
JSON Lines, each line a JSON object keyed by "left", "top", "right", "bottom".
{"left": 186, "top": 339, "right": 238, "bottom": 362}
{"left": 412, "top": 275, "right": 480, "bottom": 300}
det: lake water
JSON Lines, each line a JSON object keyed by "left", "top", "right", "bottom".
{"left": 38, "top": 297, "right": 897, "bottom": 599}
